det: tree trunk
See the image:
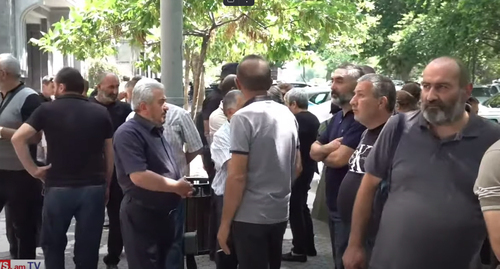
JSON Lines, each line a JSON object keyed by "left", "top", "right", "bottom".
{"left": 183, "top": 46, "right": 191, "bottom": 110}
{"left": 197, "top": 67, "right": 206, "bottom": 113}
{"left": 189, "top": 35, "right": 211, "bottom": 119}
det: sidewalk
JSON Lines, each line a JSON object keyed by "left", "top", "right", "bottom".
{"left": 0, "top": 158, "right": 333, "bottom": 268}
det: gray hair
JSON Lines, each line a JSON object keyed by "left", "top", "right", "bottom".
{"left": 131, "top": 78, "right": 164, "bottom": 111}
{"left": 267, "top": 86, "right": 284, "bottom": 104}
{"left": 97, "top": 71, "right": 119, "bottom": 85}
{"left": 358, "top": 73, "right": 396, "bottom": 112}
{"left": 337, "top": 63, "right": 364, "bottom": 80}
{"left": 223, "top": 89, "right": 243, "bottom": 112}
{"left": 284, "top": 88, "right": 309, "bottom": 109}
{"left": 0, "top": 54, "right": 21, "bottom": 78}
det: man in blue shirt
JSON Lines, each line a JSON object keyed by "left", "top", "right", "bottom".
{"left": 113, "top": 78, "right": 194, "bottom": 269}
{"left": 310, "top": 63, "right": 366, "bottom": 269}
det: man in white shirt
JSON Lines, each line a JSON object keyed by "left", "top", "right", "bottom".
{"left": 211, "top": 89, "right": 244, "bottom": 269}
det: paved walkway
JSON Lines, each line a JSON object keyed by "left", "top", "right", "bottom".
{"left": 0, "top": 158, "right": 333, "bottom": 268}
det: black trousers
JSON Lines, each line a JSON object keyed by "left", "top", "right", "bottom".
{"left": 232, "top": 221, "right": 287, "bottom": 269}
{"left": 120, "top": 195, "right": 176, "bottom": 269}
{"left": 104, "top": 177, "right": 124, "bottom": 265}
{"left": 289, "top": 170, "right": 316, "bottom": 254}
{"left": 214, "top": 195, "right": 238, "bottom": 269}
{"left": 0, "top": 169, "right": 42, "bottom": 259}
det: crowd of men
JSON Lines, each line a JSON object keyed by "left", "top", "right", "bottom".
{"left": 2, "top": 50, "right": 500, "bottom": 269}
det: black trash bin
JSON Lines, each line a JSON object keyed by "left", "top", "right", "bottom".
{"left": 184, "top": 177, "right": 212, "bottom": 255}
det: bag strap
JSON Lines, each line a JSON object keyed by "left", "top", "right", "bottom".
{"left": 0, "top": 84, "right": 26, "bottom": 116}
{"left": 385, "top": 113, "right": 406, "bottom": 187}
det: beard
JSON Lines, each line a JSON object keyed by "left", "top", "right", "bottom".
{"left": 331, "top": 91, "right": 354, "bottom": 107}
{"left": 98, "top": 91, "right": 117, "bottom": 103}
{"left": 422, "top": 95, "right": 465, "bottom": 125}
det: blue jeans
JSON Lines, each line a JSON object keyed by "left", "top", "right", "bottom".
{"left": 41, "top": 185, "right": 106, "bottom": 269}
{"left": 328, "top": 210, "right": 350, "bottom": 269}
{"left": 165, "top": 200, "right": 185, "bottom": 269}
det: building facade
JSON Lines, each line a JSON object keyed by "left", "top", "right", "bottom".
{"left": 0, "top": 0, "right": 82, "bottom": 91}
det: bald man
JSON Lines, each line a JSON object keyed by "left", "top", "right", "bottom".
{"left": 217, "top": 55, "right": 301, "bottom": 269}
{"left": 344, "top": 57, "right": 500, "bottom": 269}
{"left": 209, "top": 74, "right": 238, "bottom": 142}
{"left": 90, "top": 72, "right": 132, "bottom": 269}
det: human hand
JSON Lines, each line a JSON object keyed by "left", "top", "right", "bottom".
{"left": 343, "top": 244, "right": 367, "bottom": 269}
{"left": 117, "top": 91, "right": 127, "bottom": 101}
{"left": 175, "top": 177, "right": 194, "bottom": 198}
{"left": 30, "top": 164, "right": 52, "bottom": 182}
{"left": 217, "top": 223, "right": 231, "bottom": 255}
{"left": 327, "top": 137, "right": 343, "bottom": 151}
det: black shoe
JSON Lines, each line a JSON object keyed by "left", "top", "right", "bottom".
{"left": 282, "top": 252, "right": 307, "bottom": 262}
{"left": 307, "top": 248, "right": 317, "bottom": 257}
{"left": 106, "top": 265, "right": 118, "bottom": 269}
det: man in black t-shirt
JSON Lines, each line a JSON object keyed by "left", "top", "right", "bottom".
{"left": 336, "top": 74, "right": 396, "bottom": 265}
{"left": 89, "top": 72, "right": 132, "bottom": 269}
{"left": 12, "top": 67, "right": 114, "bottom": 269}
{"left": 282, "top": 88, "right": 320, "bottom": 262}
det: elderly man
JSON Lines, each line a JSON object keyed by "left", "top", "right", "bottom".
{"left": 282, "top": 88, "right": 319, "bottom": 262}
{"left": 0, "top": 54, "right": 43, "bottom": 259}
{"left": 90, "top": 71, "right": 132, "bottom": 269}
{"left": 124, "top": 79, "right": 204, "bottom": 269}
{"left": 211, "top": 89, "right": 244, "bottom": 269}
{"left": 309, "top": 63, "right": 366, "bottom": 269}
{"left": 217, "top": 55, "right": 301, "bottom": 269}
{"left": 335, "top": 74, "right": 396, "bottom": 266}
{"left": 12, "top": 67, "right": 114, "bottom": 268}
{"left": 344, "top": 57, "right": 500, "bottom": 269}
{"left": 114, "top": 78, "right": 195, "bottom": 269}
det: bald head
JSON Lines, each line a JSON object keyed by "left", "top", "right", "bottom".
{"left": 236, "top": 55, "right": 272, "bottom": 92}
{"left": 425, "top": 57, "right": 469, "bottom": 88}
{"left": 220, "top": 74, "right": 237, "bottom": 95}
{"left": 98, "top": 72, "right": 119, "bottom": 85}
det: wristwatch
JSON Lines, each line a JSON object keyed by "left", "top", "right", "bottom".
{"left": 0, "top": 127, "right": 3, "bottom": 139}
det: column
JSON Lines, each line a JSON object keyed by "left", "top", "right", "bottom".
{"left": 0, "top": 0, "right": 15, "bottom": 54}
{"left": 160, "top": 0, "right": 184, "bottom": 107}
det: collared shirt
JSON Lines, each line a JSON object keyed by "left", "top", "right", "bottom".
{"left": 230, "top": 95, "right": 299, "bottom": 224}
{"left": 366, "top": 111, "right": 500, "bottom": 269}
{"left": 317, "top": 110, "right": 366, "bottom": 212}
{"left": 114, "top": 113, "right": 181, "bottom": 210}
{"left": 126, "top": 104, "right": 203, "bottom": 176}
{"left": 211, "top": 121, "right": 231, "bottom": 196}
{"left": 209, "top": 101, "right": 227, "bottom": 144}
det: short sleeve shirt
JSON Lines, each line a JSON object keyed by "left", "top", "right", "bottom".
{"left": 114, "top": 113, "right": 181, "bottom": 210}
{"left": 26, "top": 94, "right": 113, "bottom": 187}
{"left": 318, "top": 110, "right": 366, "bottom": 211}
{"left": 366, "top": 111, "right": 500, "bottom": 269}
{"left": 230, "top": 97, "right": 299, "bottom": 224}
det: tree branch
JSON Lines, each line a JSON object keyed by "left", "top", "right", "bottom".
{"left": 215, "top": 13, "right": 246, "bottom": 28}
{"left": 209, "top": 12, "right": 216, "bottom": 27}
{"left": 184, "top": 29, "right": 208, "bottom": 37}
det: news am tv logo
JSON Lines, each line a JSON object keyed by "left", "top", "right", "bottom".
{"left": 0, "top": 260, "right": 44, "bottom": 269}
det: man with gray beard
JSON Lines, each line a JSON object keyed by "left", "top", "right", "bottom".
{"left": 343, "top": 57, "right": 500, "bottom": 269}
{"left": 310, "top": 63, "right": 366, "bottom": 269}
{"left": 89, "top": 72, "right": 132, "bottom": 269}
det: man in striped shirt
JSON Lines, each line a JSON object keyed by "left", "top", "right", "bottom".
{"left": 211, "top": 89, "right": 244, "bottom": 269}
